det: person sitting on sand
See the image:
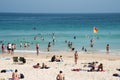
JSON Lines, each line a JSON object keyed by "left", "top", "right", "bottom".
{"left": 56, "top": 71, "right": 65, "bottom": 80}
{"left": 51, "top": 55, "right": 63, "bottom": 62}
{"left": 59, "top": 55, "right": 63, "bottom": 62}
{"left": 88, "top": 62, "right": 96, "bottom": 72}
{"left": 56, "top": 56, "right": 63, "bottom": 62}
{"left": 97, "top": 63, "right": 103, "bottom": 71}
{"left": 12, "top": 69, "right": 20, "bottom": 80}
{"left": 33, "top": 63, "right": 40, "bottom": 68}
{"left": 51, "top": 55, "right": 56, "bottom": 62}
{"left": 41, "top": 63, "right": 50, "bottom": 69}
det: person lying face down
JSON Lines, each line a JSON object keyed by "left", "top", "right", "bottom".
{"left": 33, "top": 63, "right": 40, "bottom": 68}
{"left": 88, "top": 62, "right": 104, "bottom": 72}
{"left": 97, "top": 63, "right": 103, "bottom": 71}
{"left": 88, "top": 62, "right": 96, "bottom": 72}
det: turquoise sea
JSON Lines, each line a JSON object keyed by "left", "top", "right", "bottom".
{"left": 0, "top": 13, "right": 120, "bottom": 54}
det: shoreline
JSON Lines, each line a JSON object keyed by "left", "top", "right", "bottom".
{"left": 1, "top": 51, "right": 120, "bottom": 60}
{"left": 1, "top": 49, "right": 120, "bottom": 56}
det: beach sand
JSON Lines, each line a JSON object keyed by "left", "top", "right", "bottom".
{"left": 0, "top": 51, "right": 120, "bottom": 80}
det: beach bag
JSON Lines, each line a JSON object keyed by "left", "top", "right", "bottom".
{"left": 1, "top": 70, "right": 6, "bottom": 73}
{"left": 113, "top": 73, "right": 119, "bottom": 76}
{"left": 20, "top": 73, "right": 24, "bottom": 79}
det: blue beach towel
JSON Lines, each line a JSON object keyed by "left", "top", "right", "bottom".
{"left": 0, "top": 58, "right": 10, "bottom": 60}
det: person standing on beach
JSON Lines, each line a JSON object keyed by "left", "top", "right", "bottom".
{"left": 1, "top": 43, "right": 5, "bottom": 53}
{"left": 20, "top": 42, "right": 22, "bottom": 48}
{"left": 11, "top": 43, "right": 15, "bottom": 54}
{"left": 74, "top": 51, "right": 78, "bottom": 64}
{"left": 36, "top": 43, "right": 39, "bottom": 55}
{"left": 106, "top": 44, "right": 110, "bottom": 54}
{"left": 7, "top": 43, "right": 12, "bottom": 54}
{"left": 47, "top": 42, "right": 51, "bottom": 51}
{"left": 56, "top": 71, "right": 65, "bottom": 80}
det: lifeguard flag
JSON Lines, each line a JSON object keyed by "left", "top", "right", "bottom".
{"left": 93, "top": 26, "right": 98, "bottom": 33}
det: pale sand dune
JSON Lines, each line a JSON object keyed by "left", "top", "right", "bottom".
{"left": 0, "top": 52, "right": 120, "bottom": 80}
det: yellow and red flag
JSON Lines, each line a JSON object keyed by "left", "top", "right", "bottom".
{"left": 93, "top": 26, "right": 98, "bottom": 33}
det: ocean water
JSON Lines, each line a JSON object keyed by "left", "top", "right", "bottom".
{"left": 0, "top": 13, "right": 120, "bottom": 54}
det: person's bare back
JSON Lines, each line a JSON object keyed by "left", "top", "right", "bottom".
{"left": 12, "top": 69, "right": 19, "bottom": 80}
{"left": 56, "top": 71, "right": 65, "bottom": 80}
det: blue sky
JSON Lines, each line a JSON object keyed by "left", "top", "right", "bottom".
{"left": 0, "top": 0, "right": 120, "bottom": 13}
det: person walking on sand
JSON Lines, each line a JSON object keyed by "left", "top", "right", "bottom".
{"left": 36, "top": 43, "right": 39, "bottom": 55}
{"left": 74, "top": 51, "right": 78, "bottom": 64}
{"left": 106, "top": 44, "right": 110, "bottom": 54}
{"left": 56, "top": 71, "right": 65, "bottom": 80}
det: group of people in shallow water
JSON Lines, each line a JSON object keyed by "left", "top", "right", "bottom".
{"left": 1, "top": 43, "right": 16, "bottom": 54}
{"left": 1, "top": 32, "right": 110, "bottom": 56}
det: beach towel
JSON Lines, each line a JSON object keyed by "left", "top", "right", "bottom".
{"left": 1, "top": 69, "right": 13, "bottom": 73}
{"left": 71, "top": 69, "right": 81, "bottom": 72}
{"left": 6, "top": 69, "right": 13, "bottom": 72}
{"left": 72, "top": 68, "right": 89, "bottom": 72}
{"left": 0, "top": 57, "right": 10, "bottom": 60}
{"left": 87, "top": 70, "right": 105, "bottom": 72}
{"left": 9, "top": 78, "right": 20, "bottom": 80}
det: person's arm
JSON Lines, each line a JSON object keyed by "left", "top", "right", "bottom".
{"left": 12, "top": 72, "right": 14, "bottom": 78}
{"left": 63, "top": 76, "right": 65, "bottom": 80}
{"left": 17, "top": 73, "right": 20, "bottom": 78}
{"left": 56, "top": 74, "right": 59, "bottom": 80}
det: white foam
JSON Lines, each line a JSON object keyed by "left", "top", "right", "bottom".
{"left": 14, "top": 50, "right": 61, "bottom": 54}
